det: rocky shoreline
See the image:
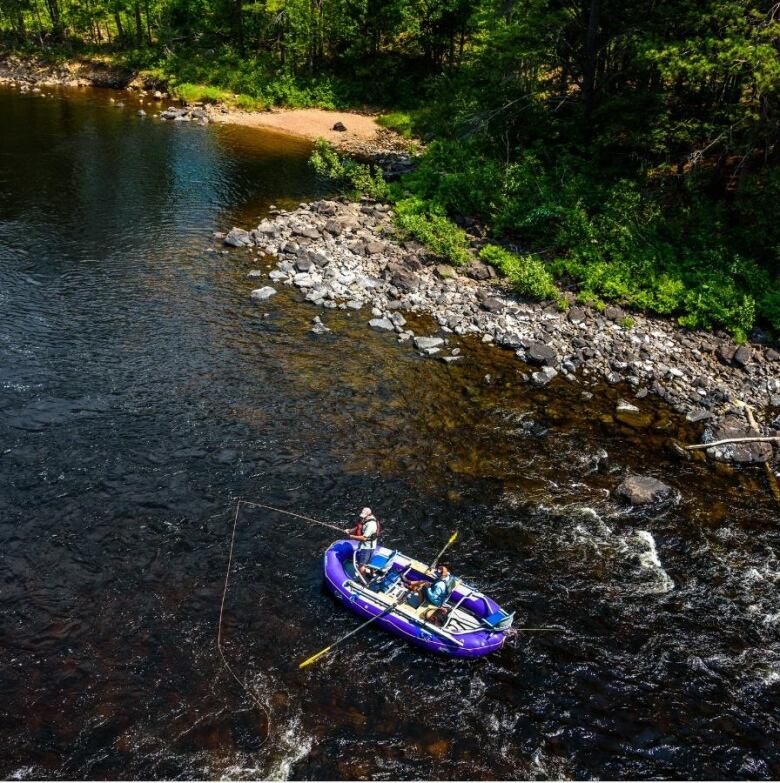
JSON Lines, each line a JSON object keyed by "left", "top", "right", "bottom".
{"left": 221, "top": 198, "right": 780, "bottom": 467}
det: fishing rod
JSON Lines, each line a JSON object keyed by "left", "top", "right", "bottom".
{"left": 299, "top": 530, "right": 460, "bottom": 669}
{"left": 216, "top": 498, "right": 347, "bottom": 740}
{"left": 233, "top": 500, "right": 345, "bottom": 533}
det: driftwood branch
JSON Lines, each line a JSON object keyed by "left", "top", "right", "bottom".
{"left": 684, "top": 436, "right": 780, "bottom": 450}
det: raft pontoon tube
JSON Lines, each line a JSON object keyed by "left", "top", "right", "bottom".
{"left": 323, "top": 540, "right": 513, "bottom": 658}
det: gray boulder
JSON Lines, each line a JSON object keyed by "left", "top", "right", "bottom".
{"left": 702, "top": 415, "right": 774, "bottom": 463}
{"left": 224, "top": 227, "right": 253, "bottom": 247}
{"left": 615, "top": 475, "right": 673, "bottom": 505}
{"left": 527, "top": 341, "right": 557, "bottom": 366}
{"left": 414, "top": 336, "right": 445, "bottom": 352}
{"left": 481, "top": 297, "right": 504, "bottom": 313}
{"left": 294, "top": 226, "right": 321, "bottom": 240}
{"left": 369, "top": 317, "right": 395, "bottom": 332}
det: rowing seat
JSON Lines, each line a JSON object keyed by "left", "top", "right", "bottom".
{"left": 375, "top": 569, "right": 403, "bottom": 594}
{"left": 482, "top": 610, "right": 513, "bottom": 630}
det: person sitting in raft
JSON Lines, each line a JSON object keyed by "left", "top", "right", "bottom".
{"left": 406, "top": 565, "right": 455, "bottom": 620}
{"left": 344, "top": 507, "right": 379, "bottom": 578}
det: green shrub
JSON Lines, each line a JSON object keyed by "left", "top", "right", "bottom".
{"left": 393, "top": 198, "right": 471, "bottom": 266}
{"left": 309, "top": 139, "right": 390, "bottom": 201}
{"left": 479, "top": 245, "right": 558, "bottom": 301}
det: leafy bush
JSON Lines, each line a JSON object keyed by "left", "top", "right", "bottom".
{"left": 480, "top": 245, "right": 558, "bottom": 301}
{"left": 393, "top": 140, "right": 780, "bottom": 338}
{"left": 309, "top": 139, "right": 390, "bottom": 201}
{"left": 393, "top": 198, "right": 471, "bottom": 266}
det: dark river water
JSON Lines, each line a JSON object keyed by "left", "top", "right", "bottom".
{"left": 1, "top": 84, "right": 778, "bottom": 781}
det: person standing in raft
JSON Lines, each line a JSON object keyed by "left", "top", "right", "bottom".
{"left": 344, "top": 507, "right": 380, "bottom": 577}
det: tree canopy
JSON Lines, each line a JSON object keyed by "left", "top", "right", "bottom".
{"left": 2, "top": 0, "right": 779, "bottom": 337}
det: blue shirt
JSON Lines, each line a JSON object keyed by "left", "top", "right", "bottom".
{"left": 424, "top": 579, "right": 449, "bottom": 607}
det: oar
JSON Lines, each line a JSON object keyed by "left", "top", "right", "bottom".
{"left": 428, "top": 530, "right": 458, "bottom": 573}
{"left": 299, "top": 530, "right": 459, "bottom": 669}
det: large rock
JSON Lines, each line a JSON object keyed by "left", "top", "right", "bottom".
{"left": 734, "top": 345, "right": 753, "bottom": 368}
{"left": 368, "top": 317, "right": 395, "bottom": 332}
{"left": 702, "top": 415, "right": 774, "bottom": 463}
{"left": 481, "top": 297, "right": 504, "bottom": 313}
{"left": 527, "top": 341, "right": 557, "bottom": 366}
{"left": 466, "top": 261, "right": 495, "bottom": 281}
{"left": 224, "top": 227, "right": 253, "bottom": 247}
{"left": 293, "top": 226, "right": 321, "bottom": 240}
{"left": 615, "top": 475, "right": 673, "bottom": 505}
{"left": 414, "top": 336, "right": 445, "bottom": 352}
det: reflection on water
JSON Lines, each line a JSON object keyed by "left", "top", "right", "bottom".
{"left": 0, "top": 85, "right": 779, "bottom": 780}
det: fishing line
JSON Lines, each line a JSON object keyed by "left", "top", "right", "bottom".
{"left": 217, "top": 499, "right": 345, "bottom": 744}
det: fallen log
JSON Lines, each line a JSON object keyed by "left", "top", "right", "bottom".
{"left": 684, "top": 436, "right": 780, "bottom": 450}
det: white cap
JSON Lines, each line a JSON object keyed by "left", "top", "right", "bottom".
{"left": 360, "top": 507, "right": 372, "bottom": 518}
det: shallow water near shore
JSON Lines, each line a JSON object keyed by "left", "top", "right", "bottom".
{"left": 1, "top": 84, "right": 779, "bottom": 780}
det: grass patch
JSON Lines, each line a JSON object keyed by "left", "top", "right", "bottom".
{"left": 172, "top": 82, "right": 232, "bottom": 104}
{"left": 377, "top": 111, "right": 413, "bottom": 137}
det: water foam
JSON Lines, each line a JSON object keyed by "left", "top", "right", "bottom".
{"left": 635, "top": 530, "right": 675, "bottom": 594}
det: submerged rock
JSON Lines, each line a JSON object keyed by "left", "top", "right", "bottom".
{"left": 311, "top": 315, "right": 331, "bottom": 334}
{"left": 369, "top": 317, "right": 395, "bottom": 332}
{"left": 532, "top": 367, "right": 558, "bottom": 386}
{"left": 615, "top": 399, "right": 654, "bottom": 428}
{"left": 250, "top": 286, "right": 277, "bottom": 301}
{"left": 414, "top": 336, "right": 445, "bottom": 352}
{"left": 615, "top": 475, "right": 672, "bottom": 505}
{"left": 224, "top": 227, "right": 253, "bottom": 247}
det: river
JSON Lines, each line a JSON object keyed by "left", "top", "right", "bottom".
{"left": 0, "top": 84, "right": 778, "bottom": 780}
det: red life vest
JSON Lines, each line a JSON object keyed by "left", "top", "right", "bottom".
{"left": 356, "top": 515, "right": 380, "bottom": 543}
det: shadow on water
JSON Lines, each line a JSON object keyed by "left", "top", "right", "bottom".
{"left": 0, "top": 84, "right": 778, "bottom": 780}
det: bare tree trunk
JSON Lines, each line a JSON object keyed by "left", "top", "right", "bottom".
{"left": 582, "top": 0, "right": 599, "bottom": 120}
{"left": 144, "top": 0, "right": 152, "bottom": 44}
{"left": 134, "top": 0, "right": 143, "bottom": 45}
{"left": 114, "top": 11, "right": 125, "bottom": 44}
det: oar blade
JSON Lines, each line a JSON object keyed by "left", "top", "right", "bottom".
{"left": 299, "top": 645, "right": 332, "bottom": 669}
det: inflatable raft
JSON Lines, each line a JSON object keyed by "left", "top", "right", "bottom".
{"left": 323, "top": 540, "right": 513, "bottom": 658}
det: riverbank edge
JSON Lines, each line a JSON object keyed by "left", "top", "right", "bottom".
{"left": 0, "top": 52, "right": 413, "bottom": 159}
{"left": 227, "top": 199, "right": 780, "bottom": 466}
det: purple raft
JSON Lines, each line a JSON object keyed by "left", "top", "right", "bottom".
{"left": 323, "top": 540, "right": 513, "bottom": 658}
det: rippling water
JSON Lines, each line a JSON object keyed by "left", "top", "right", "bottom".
{"left": 1, "top": 84, "right": 778, "bottom": 780}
